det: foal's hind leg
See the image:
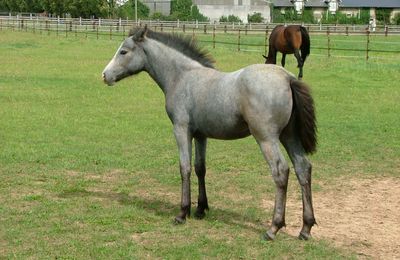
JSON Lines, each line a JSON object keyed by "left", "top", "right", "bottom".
{"left": 194, "top": 137, "right": 209, "bottom": 219}
{"left": 257, "top": 139, "right": 290, "bottom": 240}
{"left": 281, "top": 138, "right": 316, "bottom": 240}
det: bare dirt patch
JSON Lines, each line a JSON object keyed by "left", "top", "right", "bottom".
{"left": 264, "top": 176, "right": 400, "bottom": 259}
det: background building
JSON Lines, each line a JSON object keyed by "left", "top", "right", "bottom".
{"left": 193, "top": 0, "right": 270, "bottom": 23}
{"left": 142, "top": 0, "right": 172, "bottom": 15}
{"left": 272, "top": 0, "right": 400, "bottom": 23}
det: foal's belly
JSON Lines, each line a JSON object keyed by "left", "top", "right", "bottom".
{"left": 191, "top": 113, "right": 251, "bottom": 140}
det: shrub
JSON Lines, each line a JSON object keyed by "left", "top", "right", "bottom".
{"left": 220, "top": 14, "right": 242, "bottom": 23}
{"left": 248, "top": 12, "right": 263, "bottom": 23}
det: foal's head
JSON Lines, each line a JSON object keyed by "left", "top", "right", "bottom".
{"left": 102, "top": 27, "right": 148, "bottom": 86}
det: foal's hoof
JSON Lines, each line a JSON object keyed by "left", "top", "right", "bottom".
{"left": 298, "top": 232, "right": 311, "bottom": 240}
{"left": 173, "top": 216, "right": 186, "bottom": 225}
{"left": 262, "top": 231, "right": 276, "bottom": 241}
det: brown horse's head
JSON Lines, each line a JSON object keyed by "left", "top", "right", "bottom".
{"left": 262, "top": 54, "right": 275, "bottom": 64}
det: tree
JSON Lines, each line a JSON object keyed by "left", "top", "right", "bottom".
{"left": 191, "top": 5, "right": 208, "bottom": 22}
{"left": 170, "top": 0, "right": 191, "bottom": 20}
{"left": 67, "top": 0, "right": 108, "bottom": 18}
{"left": 117, "top": 0, "right": 149, "bottom": 19}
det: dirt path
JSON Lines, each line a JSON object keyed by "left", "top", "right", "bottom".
{"left": 265, "top": 176, "right": 400, "bottom": 259}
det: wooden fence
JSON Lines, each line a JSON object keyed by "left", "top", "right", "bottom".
{"left": 1, "top": 16, "right": 400, "bottom": 60}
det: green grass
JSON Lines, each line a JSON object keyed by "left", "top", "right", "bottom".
{"left": 0, "top": 30, "right": 399, "bottom": 259}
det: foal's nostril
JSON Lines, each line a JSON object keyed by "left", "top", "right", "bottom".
{"left": 102, "top": 73, "right": 107, "bottom": 82}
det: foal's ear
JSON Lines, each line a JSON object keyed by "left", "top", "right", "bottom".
{"left": 137, "top": 25, "right": 148, "bottom": 42}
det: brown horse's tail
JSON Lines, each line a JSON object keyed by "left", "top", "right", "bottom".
{"left": 299, "top": 26, "right": 310, "bottom": 63}
{"left": 288, "top": 79, "right": 317, "bottom": 154}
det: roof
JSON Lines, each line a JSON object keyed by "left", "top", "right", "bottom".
{"left": 272, "top": 0, "right": 400, "bottom": 8}
{"left": 341, "top": 0, "right": 400, "bottom": 8}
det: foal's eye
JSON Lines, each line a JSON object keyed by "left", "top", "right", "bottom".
{"left": 119, "top": 50, "right": 128, "bottom": 55}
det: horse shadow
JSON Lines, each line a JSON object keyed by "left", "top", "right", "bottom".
{"left": 59, "top": 188, "right": 267, "bottom": 234}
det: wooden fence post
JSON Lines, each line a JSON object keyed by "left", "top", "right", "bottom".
{"left": 264, "top": 27, "right": 269, "bottom": 55}
{"left": 238, "top": 29, "right": 241, "bottom": 51}
{"left": 366, "top": 29, "right": 370, "bottom": 61}
{"left": 213, "top": 25, "right": 215, "bottom": 49}
{"left": 65, "top": 22, "right": 68, "bottom": 37}
{"left": 46, "top": 20, "right": 50, "bottom": 35}
{"left": 385, "top": 25, "right": 388, "bottom": 37}
{"left": 204, "top": 24, "right": 207, "bottom": 34}
{"left": 96, "top": 24, "right": 99, "bottom": 39}
{"left": 110, "top": 25, "right": 112, "bottom": 40}
{"left": 224, "top": 25, "right": 227, "bottom": 33}
{"left": 183, "top": 24, "right": 185, "bottom": 33}
{"left": 327, "top": 26, "right": 331, "bottom": 58}
{"left": 346, "top": 26, "right": 349, "bottom": 36}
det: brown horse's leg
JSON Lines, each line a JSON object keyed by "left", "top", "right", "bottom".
{"left": 194, "top": 137, "right": 209, "bottom": 219}
{"left": 294, "top": 49, "right": 303, "bottom": 79}
{"left": 281, "top": 53, "right": 286, "bottom": 67}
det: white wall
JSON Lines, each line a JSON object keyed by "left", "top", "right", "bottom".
{"left": 196, "top": 4, "right": 270, "bottom": 23}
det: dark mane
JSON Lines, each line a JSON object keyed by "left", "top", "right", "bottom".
{"left": 129, "top": 27, "right": 215, "bottom": 69}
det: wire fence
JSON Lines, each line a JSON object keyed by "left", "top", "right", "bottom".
{"left": 1, "top": 15, "right": 400, "bottom": 61}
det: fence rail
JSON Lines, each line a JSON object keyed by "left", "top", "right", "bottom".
{"left": 1, "top": 16, "right": 400, "bottom": 60}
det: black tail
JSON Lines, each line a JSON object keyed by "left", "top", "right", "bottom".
{"left": 299, "top": 26, "right": 310, "bottom": 63}
{"left": 289, "top": 79, "right": 317, "bottom": 154}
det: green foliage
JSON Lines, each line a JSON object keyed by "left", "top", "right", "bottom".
{"left": 67, "top": 0, "right": 108, "bottom": 18}
{"left": 219, "top": 14, "right": 242, "bottom": 23}
{"left": 117, "top": 0, "right": 149, "bottom": 19}
{"left": 272, "top": 7, "right": 303, "bottom": 23}
{"left": 0, "top": 0, "right": 110, "bottom": 18}
{"left": 320, "top": 9, "right": 370, "bottom": 25}
{"left": 302, "top": 8, "right": 315, "bottom": 23}
{"left": 170, "top": 0, "right": 191, "bottom": 20}
{"left": 191, "top": 5, "right": 208, "bottom": 22}
{"left": 394, "top": 13, "right": 400, "bottom": 25}
{"left": 247, "top": 12, "right": 263, "bottom": 23}
{"left": 150, "top": 11, "right": 169, "bottom": 20}
{"left": 375, "top": 8, "right": 391, "bottom": 24}
{"left": 272, "top": 7, "right": 373, "bottom": 24}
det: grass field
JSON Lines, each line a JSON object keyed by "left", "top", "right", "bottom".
{"left": 0, "top": 30, "right": 399, "bottom": 259}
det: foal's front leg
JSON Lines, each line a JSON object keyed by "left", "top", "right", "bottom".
{"left": 173, "top": 125, "right": 193, "bottom": 224}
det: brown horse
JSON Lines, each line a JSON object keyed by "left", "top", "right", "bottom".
{"left": 263, "top": 25, "right": 310, "bottom": 79}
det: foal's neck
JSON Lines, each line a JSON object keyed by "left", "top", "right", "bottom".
{"left": 143, "top": 39, "right": 204, "bottom": 94}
